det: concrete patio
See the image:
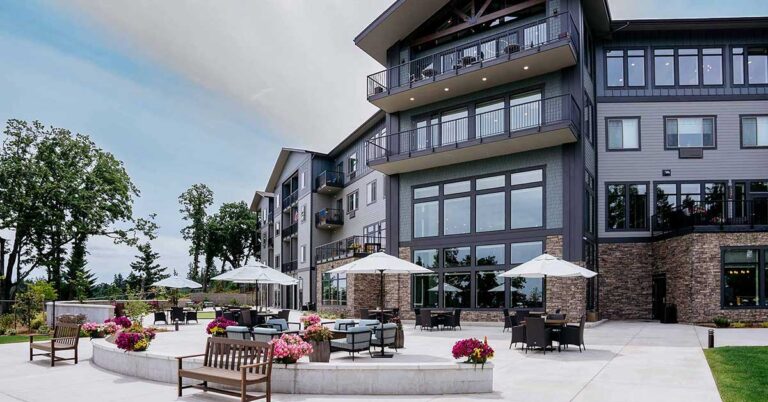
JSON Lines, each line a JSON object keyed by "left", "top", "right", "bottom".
{"left": 0, "top": 320, "right": 726, "bottom": 402}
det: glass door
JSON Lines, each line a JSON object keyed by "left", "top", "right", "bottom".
{"left": 510, "top": 91, "right": 542, "bottom": 131}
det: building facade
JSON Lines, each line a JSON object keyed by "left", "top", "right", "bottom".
{"left": 251, "top": 0, "right": 768, "bottom": 323}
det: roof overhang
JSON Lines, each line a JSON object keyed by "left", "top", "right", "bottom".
{"left": 583, "top": 0, "right": 612, "bottom": 35}
{"left": 610, "top": 16, "right": 768, "bottom": 33}
{"left": 354, "top": 0, "right": 451, "bottom": 65}
{"left": 250, "top": 191, "right": 274, "bottom": 211}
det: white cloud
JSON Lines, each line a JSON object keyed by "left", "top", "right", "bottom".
{"left": 56, "top": 0, "right": 390, "bottom": 153}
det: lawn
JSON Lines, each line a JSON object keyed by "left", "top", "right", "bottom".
{"left": 0, "top": 335, "right": 51, "bottom": 344}
{"left": 197, "top": 311, "right": 215, "bottom": 319}
{"left": 705, "top": 346, "right": 768, "bottom": 402}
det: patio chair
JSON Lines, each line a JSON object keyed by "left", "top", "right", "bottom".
{"left": 333, "top": 319, "right": 356, "bottom": 331}
{"left": 222, "top": 311, "right": 236, "bottom": 322}
{"left": 214, "top": 308, "right": 223, "bottom": 318}
{"left": 514, "top": 309, "right": 530, "bottom": 325}
{"left": 524, "top": 317, "right": 553, "bottom": 354}
{"left": 252, "top": 327, "right": 280, "bottom": 343}
{"left": 153, "top": 311, "right": 168, "bottom": 325}
{"left": 370, "top": 323, "right": 399, "bottom": 354}
{"left": 547, "top": 313, "right": 566, "bottom": 320}
{"left": 277, "top": 309, "right": 290, "bottom": 321}
{"left": 239, "top": 308, "right": 255, "bottom": 328}
{"left": 356, "top": 319, "right": 380, "bottom": 328}
{"left": 29, "top": 322, "right": 81, "bottom": 366}
{"left": 263, "top": 318, "right": 290, "bottom": 333}
{"left": 560, "top": 315, "right": 586, "bottom": 352}
{"left": 502, "top": 308, "right": 512, "bottom": 332}
{"left": 225, "top": 326, "right": 252, "bottom": 340}
{"left": 423, "top": 311, "right": 443, "bottom": 331}
{"left": 170, "top": 307, "right": 185, "bottom": 323}
{"left": 359, "top": 308, "right": 372, "bottom": 319}
{"left": 413, "top": 308, "right": 422, "bottom": 328}
{"left": 509, "top": 324, "right": 526, "bottom": 349}
{"left": 185, "top": 310, "right": 198, "bottom": 324}
{"left": 444, "top": 309, "right": 462, "bottom": 330}
{"left": 330, "top": 326, "right": 372, "bottom": 361}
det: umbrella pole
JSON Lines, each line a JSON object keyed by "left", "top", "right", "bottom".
{"left": 372, "top": 268, "right": 392, "bottom": 358}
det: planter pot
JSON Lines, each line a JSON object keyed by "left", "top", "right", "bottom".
{"left": 394, "top": 328, "right": 405, "bottom": 349}
{"left": 211, "top": 333, "right": 226, "bottom": 338}
{"left": 308, "top": 340, "right": 331, "bottom": 362}
{"left": 586, "top": 311, "right": 599, "bottom": 322}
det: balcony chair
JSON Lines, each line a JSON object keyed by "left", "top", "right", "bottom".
{"left": 222, "top": 311, "right": 236, "bottom": 322}
{"left": 514, "top": 309, "right": 530, "bottom": 325}
{"left": 423, "top": 311, "right": 443, "bottom": 331}
{"left": 330, "top": 326, "right": 372, "bottom": 361}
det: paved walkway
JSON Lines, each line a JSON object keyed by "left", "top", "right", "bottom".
{"left": 0, "top": 321, "right": 723, "bottom": 402}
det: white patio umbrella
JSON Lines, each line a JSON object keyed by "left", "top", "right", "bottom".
{"left": 151, "top": 275, "right": 202, "bottom": 289}
{"left": 211, "top": 262, "right": 299, "bottom": 306}
{"left": 428, "top": 283, "right": 461, "bottom": 292}
{"left": 489, "top": 284, "right": 506, "bottom": 292}
{"left": 327, "top": 252, "right": 432, "bottom": 311}
{"left": 500, "top": 253, "right": 597, "bottom": 279}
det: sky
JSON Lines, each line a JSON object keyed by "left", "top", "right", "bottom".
{"left": 1, "top": 0, "right": 767, "bottom": 283}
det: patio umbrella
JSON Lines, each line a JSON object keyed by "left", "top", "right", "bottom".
{"left": 327, "top": 252, "right": 432, "bottom": 312}
{"left": 151, "top": 275, "right": 202, "bottom": 289}
{"left": 428, "top": 283, "right": 461, "bottom": 292}
{"left": 499, "top": 253, "right": 597, "bottom": 279}
{"left": 211, "top": 262, "right": 299, "bottom": 306}
{"left": 489, "top": 284, "right": 506, "bottom": 292}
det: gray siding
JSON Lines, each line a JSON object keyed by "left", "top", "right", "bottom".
{"left": 597, "top": 100, "right": 768, "bottom": 238}
{"left": 399, "top": 146, "right": 563, "bottom": 242}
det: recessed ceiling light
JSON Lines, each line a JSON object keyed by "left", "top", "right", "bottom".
{"left": 409, "top": 97, "right": 415, "bottom": 101}
{"left": 523, "top": 66, "right": 529, "bottom": 70}
{"left": 482, "top": 77, "right": 487, "bottom": 81}
{"left": 444, "top": 87, "right": 450, "bottom": 92}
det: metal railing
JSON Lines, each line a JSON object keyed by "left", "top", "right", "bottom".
{"left": 315, "top": 208, "right": 344, "bottom": 227}
{"left": 315, "top": 235, "right": 384, "bottom": 264}
{"left": 282, "top": 191, "right": 298, "bottom": 209}
{"left": 315, "top": 170, "right": 344, "bottom": 190}
{"left": 651, "top": 200, "right": 768, "bottom": 236}
{"left": 366, "top": 94, "right": 580, "bottom": 161}
{"left": 282, "top": 222, "right": 297, "bottom": 239}
{"left": 366, "top": 12, "right": 579, "bottom": 98}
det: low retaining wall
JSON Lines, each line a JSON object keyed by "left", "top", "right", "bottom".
{"left": 45, "top": 302, "right": 114, "bottom": 326}
{"left": 91, "top": 339, "right": 492, "bottom": 395}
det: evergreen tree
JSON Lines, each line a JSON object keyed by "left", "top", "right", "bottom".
{"left": 129, "top": 242, "right": 168, "bottom": 294}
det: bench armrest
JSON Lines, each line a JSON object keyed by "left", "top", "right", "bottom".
{"left": 240, "top": 362, "right": 270, "bottom": 370}
{"left": 175, "top": 353, "right": 206, "bottom": 361}
{"left": 49, "top": 337, "right": 77, "bottom": 342}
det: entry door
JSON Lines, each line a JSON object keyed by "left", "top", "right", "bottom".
{"left": 652, "top": 274, "right": 667, "bottom": 320}
{"left": 753, "top": 196, "right": 768, "bottom": 225}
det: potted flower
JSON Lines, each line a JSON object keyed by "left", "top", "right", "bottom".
{"left": 206, "top": 316, "right": 237, "bottom": 337}
{"left": 115, "top": 324, "right": 157, "bottom": 352}
{"left": 452, "top": 337, "right": 494, "bottom": 368}
{"left": 390, "top": 317, "right": 404, "bottom": 348}
{"left": 300, "top": 313, "right": 322, "bottom": 329}
{"left": 348, "top": 242, "right": 362, "bottom": 252}
{"left": 270, "top": 333, "right": 313, "bottom": 364}
{"left": 82, "top": 322, "right": 105, "bottom": 338}
{"left": 105, "top": 316, "right": 132, "bottom": 329}
{"left": 303, "top": 324, "right": 332, "bottom": 362}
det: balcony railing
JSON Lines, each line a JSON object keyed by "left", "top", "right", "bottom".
{"left": 282, "top": 222, "right": 297, "bottom": 240}
{"left": 366, "top": 94, "right": 580, "bottom": 162}
{"left": 315, "top": 235, "right": 384, "bottom": 264}
{"left": 315, "top": 170, "right": 344, "bottom": 193}
{"left": 281, "top": 260, "right": 297, "bottom": 272}
{"left": 315, "top": 208, "right": 344, "bottom": 229}
{"left": 651, "top": 200, "right": 768, "bottom": 237}
{"left": 366, "top": 12, "right": 579, "bottom": 98}
{"left": 268, "top": 210, "right": 274, "bottom": 223}
{"left": 282, "top": 191, "right": 298, "bottom": 209}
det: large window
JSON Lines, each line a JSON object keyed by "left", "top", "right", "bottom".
{"left": 444, "top": 273, "right": 471, "bottom": 308}
{"left": 509, "top": 91, "right": 541, "bottom": 131}
{"left": 606, "top": 50, "right": 625, "bottom": 87}
{"left": 702, "top": 48, "right": 723, "bottom": 85}
{"left": 742, "top": 116, "right": 768, "bottom": 148}
{"left": 476, "top": 271, "right": 505, "bottom": 308}
{"left": 412, "top": 273, "right": 439, "bottom": 308}
{"left": 722, "top": 248, "right": 767, "bottom": 308}
{"left": 476, "top": 192, "right": 505, "bottom": 232}
{"left": 322, "top": 273, "right": 347, "bottom": 305}
{"left": 444, "top": 247, "right": 471, "bottom": 267}
{"left": 366, "top": 180, "right": 377, "bottom": 205}
{"left": 347, "top": 153, "right": 358, "bottom": 177}
{"left": 476, "top": 99, "right": 505, "bottom": 138}
{"left": 413, "top": 249, "right": 438, "bottom": 268}
{"left": 732, "top": 47, "right": 745, "bottom": 85}
{"left": 607, "top": 183, "right": 648, "bottom": 230}
{"left": 585, "top": 172, "right": 595, "bottom": 235}
{"left": 444, "top": 197, "right": 470, "bottom": 235}
{"left": 677, "top": 48, "right": 699, "bottom": 86}
{"left": 476, "top": 244, "right": 505, "bottom": 266}
{"left": 606, "top": 49, "right": 645, "bottom": 88}
{"left": 665, "top": 117, "right": 715, "bottom": 148}
{"left": 414, "top": 200, "right": 439, "bottom": 238}
{"left": 654, "top": 49, "right": 675, "bottom": 86}
{"left": 606, "top": 118, "right": 640, "bottom": 150}
{"left": 441, "top": 108, "right": 469, "bottom": 145}
{"left": 510, "top": 241, "right": 544, "bottom": 308}
{"left": 748, "top": 47, "right": 768, "bottom": 84}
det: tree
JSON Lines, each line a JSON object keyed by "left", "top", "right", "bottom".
{"left": 0, "top": 119, "right": 138, "bottom": 306}
{"left": 128, "top": 215, "right": 168, "bottom": 295}
{"left": 178, "top": 184, "right": 213, "bottom": 282}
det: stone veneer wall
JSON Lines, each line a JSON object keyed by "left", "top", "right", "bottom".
{"left": 544, "top": 235, "right": 587, "bottom": 322}
{"left": 598, "top": 242, "right": 653, "bottom": 320}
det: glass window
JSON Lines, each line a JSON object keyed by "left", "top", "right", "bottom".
{"left": 347, "top": 191, "right": 359, "bottom": 211}
{"left": 628, "top": 184, "right": 648, "bottom": 229}
{"left": 509, "top": 91, "right": 541, "bottom": 131}
{"left": 476, "top": 99, "right": 505, "bottom": 138}
{"left": 414, "top": 185, "right": 439, "bottom": 199}
{"left": 441, "top": 108, "right": 469, "bottom": 145}
{"left": 748, "top": 47, "right": 768, "bottom": 84}
{"left": 627, "top": 50, "right": 645, "bottom": 86}
{"left": 742, "top": 116, "right": 768, "bottom": 147}
{"left": 322, "top": 273, "right": 347, "bottom": 305}
{"left": 444, "top": 247, "right": 471, "bottom": 267}
{"left": 367, "top": 180, "right": 377, "bottom": 204}
{"left": 733, "top": 47, "right": 745, "bottom": 85}
{"left": 510, "top": 187, "right": 543, "bottom": 228}
{"left": 607, "top": 184, "right": 626, "bottom": 230}
{"left": 444, "top": 180, "right": 470, "bottom": 195}
{"left": 702, "top": 48, "right": 723, "bottom": 85}
{"left": 585, "top": 172, "right": 595, "bottom": 235}
{"left": 476, "top": 192, "right": 505, "bottom": 232}
{"left": 510, "top": 169, "right": 543, "bottom": 185}
{"left": 607, "top": 183, "right": 647, "bottom": 230}
{"left": 606, "top": 50, "right": 625, "bottom": 87}
{"left": 476, "top": 244, "right": 505, "bottom": 266}
{"left": 654, "top": 49, "right": 675, "bottom": 86}
{"left": 444, "top": 273, "right": 471, "bottom": 308}
{"left": 656, "top": 183, "right": 678, "bottom": 211}
{"left": 678, "top": 48, "right": 699, "bottom": 85}
{"left": 477, "top": 175, "right": 505, "bottom": 190}
{"left": 476, "top": 271, "right": 505, "bottom": 308}
{"left": 607, "top": 118, "right": 640, "bottom": 150}
{"left": 510, "top": 241, "right": 542, "bottom": 264}
{"left": 666, "top": 117, "right": 715, "bottom": 148}
{"left": 414, "top": 201, "right": 439, "bottom": 238}
{"left": 348, "top": 153, "right": 358, "bottom": 174}
{"left": 444, "top": 197, "right": 470, "bottom": 235}
{"left": 510, "top": 276, "right": 543, "bottom": 308}
{"left": 722, "top": 249, "right": 759, "bottom": 307}
{"left": 750, "top": 181, "right": 768, "bottom": 193}
{"left": 412, "top": 273, "right": 439, "bottom": 308}
{"left": 413, "top": 249, "right": 438, "bottom": 268}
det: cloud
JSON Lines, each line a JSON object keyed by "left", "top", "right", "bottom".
{"left": 56, "top": 0, "right": 390, "bottom": 153}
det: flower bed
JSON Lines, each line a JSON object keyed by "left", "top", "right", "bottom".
{"left": 300, "top": 313, "right": 322, "bottom": 329}
{"left": 206, "top": 316, "right": 237, "bottom": 336}
{"left": 115, "top": 325, "right": 156, "bottom": 352}
{"left": 105, "top": 316, "right": 132, "bottom": 328}
{"left": 271, "top": 333, "right": 312, "bottom": 364}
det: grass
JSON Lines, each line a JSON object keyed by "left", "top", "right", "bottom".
{"left": 705, "top": 346, "right": 768, "bottom": 402}
{"left": 197, "top": 311, "right": 215, "bottom": 319}
{"left": 0, "top": 335, "right": 51, "bottom": 344}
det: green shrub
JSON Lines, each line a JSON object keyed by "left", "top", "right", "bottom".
{"left": 0, "top": 314, "right": 15, "bottom": 331}
{"left": 125, "top": 300, "right": 151, "bottom": 324}
{"left": 5, "top": 328, "right": 17, "bottom": 336}
{"left": 731, "top": 322, "right": 748, "bottom": 328}
{"left": 38, "top": 325, "right": 51, "bottom": 335}
{"left": 713, "top": 316, "right": 731, "bottom": 328}
{"left": 760, "top": 322, "right": 768, "bottom": 328}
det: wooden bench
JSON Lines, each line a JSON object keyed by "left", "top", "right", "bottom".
{"left": 177, "top": 337, "right": 274, "bottom": 402}
{"left": 29, "top": 322, "right": 81, "bottom": 367}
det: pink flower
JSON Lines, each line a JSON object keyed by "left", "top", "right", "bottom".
{"left": 299, "top": 314, "right": 322, "bottom": 328}
{"left": 269, "top": 333, "right": 312, "bottom": 363}
{"left": 206, "top": 317, "right": 237, "bottom": 335}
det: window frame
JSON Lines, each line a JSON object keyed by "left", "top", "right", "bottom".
{"left": 653, "top": 180, "right": 728, "bottom": 216}
{"left": 367, "top": 180, "right": 377, "bottom": 205}
{"left": 605, "top": 181, "right": 650, "bottom": 232}
{"left": 346, "top": 191, "right": 359, "bottom": 213}
{"left": 720, "top": 246, "right": 768, "bottom": 309}
{"left": 740, "top": 114, "right": 768, "bottom": 149}
{"left": 653, "top": 48, "right": 676, "bottom": 87}
{"left": 663, "top": 115, "right": 717, "bottom": 150}
{"left": 604, "top": 116, "right": 641, "bottom": 152}
{"left": 745, "top": 46, "right": 768, "bottom": 86}
{"left": 604, "top": 48, "right": 647, "bottom": 89}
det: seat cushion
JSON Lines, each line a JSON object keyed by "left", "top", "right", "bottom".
{"left": 356, "top": 319, "right": 380, "bottom": 327}
{"left": 179, "top": 366, "right": 267, "bottom": 386}
{"left": 333, "top": 319, "right": 355, "bottom": 331}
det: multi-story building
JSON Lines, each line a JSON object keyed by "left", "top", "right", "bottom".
{"left": 252, "top": 0, "right": 768, "bottom": 323}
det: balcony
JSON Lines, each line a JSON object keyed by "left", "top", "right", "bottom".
{"left": 282, "top": 223, "right": 297, "bottom": 241}
{"left": 315, "top": 208, "right": 344, "bottom": 230}
{"left": 281, "top": 260, "right": 297, "bottom": 272}
{"left": 282, "top": 191, "right": 298, "bottom": 210}
{"left": 315, "top": 170, "right": 344, "bottom": 195}
{"left": 651, "top": 200, "right": 768, "bottom": 237}
{"left": 366, "top": 94, "right": 580, "bottom": 175}
{"left": 268, "top": 210, "right": 274, "bottom": 224}
{"left": 366, "top": 13, "right": 579, "bottom": 113}
{"left": 315, "top": 235, "right": 384, "bottom": 264}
